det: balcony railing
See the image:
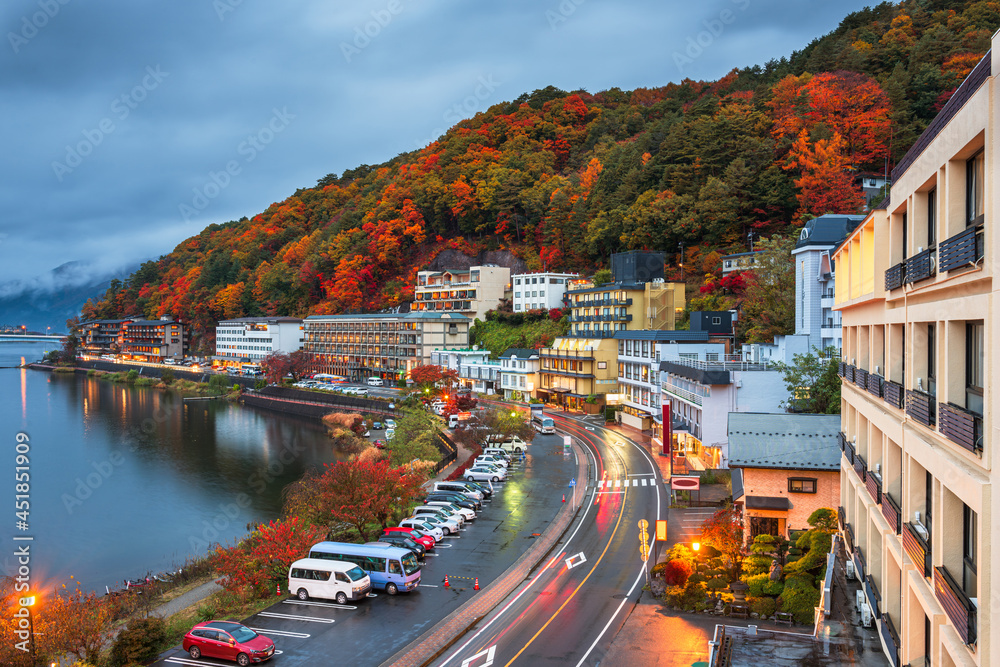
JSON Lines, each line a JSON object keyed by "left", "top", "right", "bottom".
{"left": 903, "top": 248, "right": 935, "bottom": 285}
{"left": 866, "top": 373, "right": 883, "bottom": 398}
{"left": 838, "top": 431, "right": 847, "bottom": 452}
{"left": 845, "top": 439, "right": 855, "bottom": 466}
{"left": 865, "top": 574, "right": 882, "bottom": 619}
{"left": 866, "top": 470, "right": 881, "bottom": 505}
{"left": 880, "top": 614, "right": 901, "bottom": 667}
{"left": 540, "top": 349, "right": 595, "bottom": 360}
{"left": 906, "top": 389, "right": 935, "bottom": 428}
{"left": 845, "top": 364, "right": 856, "bottom": 383}
{"left": 844, "top": 522, "right": 855, "bottom": 553}
{"left": 854, "top": 368, "right": 869, "bottom": 388}
{"left": 885, "top": 262, "right": 906, "bottom": 291}
{"left": 853, "top": 451, "right": 866, "bottom": 482}
{"left": 939, "top": 402, "right": 983, "bottom": 454}
{"left": 854, "top": 545, "right": 866, "bottom": 578}
{"left": 903, "top": 522, "right": 931, "bottom": 578}
{"left": 934, "top": 566, "right": 977, "bottom": 646}
{"left": 838, "top": 506, "right": 845, "bottom": 530}
{"left": 837, "top": 362, "right": 846, "bottom": 378}
{"left": 661, "top": 381, "right": 703, "bottom": 406}
{"left": 883, "top": 380, "right": 904, "bottom": 409}
{"left": 938, "top": 222, "right": 984, "bottom": 273}
{"left": 661, "top": 355, "right": 771, "bottom": 372}
{"left": 882, "top": 493, "right": 901, "bottom": 534}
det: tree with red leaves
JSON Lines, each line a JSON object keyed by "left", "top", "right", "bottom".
{"left": 700, "top": 507, "right": 745, "bottom": 580}
{"left": 283, "top": 458, "right": 424, "bottom": 542}
{"left": 409, "top": 364, "right": 458, "bottom": 391}
{"left": 784, "top": 130, "right": 866, "bottom": 221}
{"left": 214, "top": 517, "right": 327, "bottom": 598}
{"left": 260, "top": 350, "right": 310, "bottom": 384}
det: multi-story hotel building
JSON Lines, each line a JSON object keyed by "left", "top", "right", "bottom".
{"left": 79, "top": 318, "right": 133, "bottom": 356}
{"left": 120, "top": 318, "right": 186, "bottom": 362}
{"left": 511, "top": 272, "right": 578, "bottom": 312}
{"left": 214, "top": 316, "right": 303, "bottom": 366}
{"left": 413, "top": 265, "right": 511, "bottom": 321}
{"left": 833, "top": 37, "right": 994, "bottom": 667}
{"left": 303, "top": 312, "right": 470, "bottom": 383}
{"left": 430, "top": 347, "right": 502, "bottom": 395}
{"left": 498, "top": 348, "right": 539, "bottom": 401}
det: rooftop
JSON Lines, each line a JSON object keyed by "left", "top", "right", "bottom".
{"left": 614, "top": 330, "right": 709, "bottom": 342}
{"left": 305, "top": 312, "right": 470, "bottom": 322}
{"left": 727, "top": 412, "right": 842, "bottom": 470}
{"left": 499, "top": 347, "right": 539, "bottom": 359}
{"left": 793, "top": 214, "right": 865, "bottom": 251}
{"left": 218, "top": 316, "right": 302, "bottom": 324}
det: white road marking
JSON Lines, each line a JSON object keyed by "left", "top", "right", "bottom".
{"left": 564, "top": 552, "right": 587, "bottom": 569}
{"left": 257, "top": 611, "right": 335, "bottom": 623}
{"left": 615, "top": 479, "right": 621, "bottom": 488}
{"left": 249, "top": 627, "right": 311, "bottom": 638}
{"left": 460, "top": 645, "right": 497, "bottom": 667}
{"left": 283, "top": 599, "right": 357, "bottom": 610}
{"left": 597, "top": 480, "right": 605, "bottom": 488}
{"left": 419, "top": 584, "right": 439, "bottom": 588}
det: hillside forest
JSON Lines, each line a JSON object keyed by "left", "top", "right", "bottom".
{"left": 80, "top": 1, "right": 1000, "bottom": 349}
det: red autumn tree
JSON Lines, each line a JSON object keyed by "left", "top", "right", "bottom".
{"left": 213, "top": 517, "right": 326, "bottom": 598}
{"left": 784, "top": 130, "right": 866, "bottom": 221}
{"left": 700, "top": 507, "right": 745, "bottom": 580}
{"left": 409, "top": 364, "right": 459, "bottom": 390}
{"left": 282, "top": 458, "right": 425, "bottom": 542}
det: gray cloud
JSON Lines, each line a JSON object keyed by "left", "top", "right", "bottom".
{"left": 0, "top": 0, "right": 873, "bottom": 286}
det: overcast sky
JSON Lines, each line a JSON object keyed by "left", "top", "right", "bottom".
{"left": 0, "top": 0, "right": 876, "bottom": 291}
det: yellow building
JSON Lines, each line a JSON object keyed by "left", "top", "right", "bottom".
{"left": 565, "top": 278, "right": 686, "bottom": 337}
{"left": 833, "top": 35, "right": 995, "bottom": 667}
{"left": 535, "top": 336, "right": 618, "bottom": 412}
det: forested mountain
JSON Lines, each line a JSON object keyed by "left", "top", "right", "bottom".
{"left": 81, "top": 1, "right": 999, "bottom": 344}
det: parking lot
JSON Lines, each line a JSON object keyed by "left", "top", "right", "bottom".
{"left": 153, "top": 432, "right": 574, "bottom": 666}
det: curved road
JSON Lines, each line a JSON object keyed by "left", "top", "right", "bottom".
{"left": 430, "top": 414, "right": 667, "bottom": 667}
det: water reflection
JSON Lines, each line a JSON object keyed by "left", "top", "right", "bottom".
{"left": 3, "top": 365, "right": 346, "bottom": 592}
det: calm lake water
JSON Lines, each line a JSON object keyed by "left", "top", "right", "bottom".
{"left": 0, "top": 341, "right": 345, "bottom": 593}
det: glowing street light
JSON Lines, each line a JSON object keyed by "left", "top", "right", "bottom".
{"left": 692, "top": 541, "right": 701, "bottom": 552}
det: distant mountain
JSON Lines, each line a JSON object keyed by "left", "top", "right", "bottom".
{"left": 79, "top": 0, "right": 999, "bottom": 336}
{"left": 0, "top": 261, "right": 138, "bottom": 332}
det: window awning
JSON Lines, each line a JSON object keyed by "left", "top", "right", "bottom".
{"left": 745, "top": 496, "right": 791, "bottom": 511}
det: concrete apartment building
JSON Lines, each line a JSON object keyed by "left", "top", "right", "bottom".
{"left": 120, "top": 318, "right": 186, "bottom": 362}
{"left": 538, "top": 251, "right": 685, "bottom": 410}
{"left": 833, "top": 37, "right": 994, "bottom": 667}
{"left": 498, "top": 348, "right": 539, "bottom": 401}
{"left": 511, "top": 272, "right": 578, "bottom": 312}
{"left": 793, "top": 214, "right": 864, "bottom": 354}
{"left": 214, "top": 316, "right": 303, "bottom": 366}
{"left": 413, "top": 265, "right": 511, "bottom": 321}
{"left": 303, "top": 312, "right": 470, "bottom": 382}
{"left": 430, "top": 347, "right": 501, "bottom": 395}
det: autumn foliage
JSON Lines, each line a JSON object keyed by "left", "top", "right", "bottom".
{"left": 78, "top": 2, "right": 997, "bottom": 341}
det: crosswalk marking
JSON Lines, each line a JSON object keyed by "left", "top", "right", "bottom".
{"left": 598, "top": 477, "right": 655, "bottom": 488}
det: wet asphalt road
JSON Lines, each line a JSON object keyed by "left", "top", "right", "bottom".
{"left": 153, "top": 431, "right": 576, "bottom": 667}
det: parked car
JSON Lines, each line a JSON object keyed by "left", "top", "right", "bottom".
{"left": 424, "top": 500, "right": 475, "bottom": 522}
{"left": 367, "top": 535, "right": 425, "bottom": 559}
{"left": 183, "top": 620, "right": 274, "bottom": 665}
{"left": 456, "top": 479, "right": 494, "bottom": 498}
{"left": 474, "top": 454, "right": 509, "bottom": 469}
{"left": 411, "top": 504, "right": 464, "bottom": 527}
{"left": 385, "top": 429, "right": 396, "bottom": 440}
{"left": 425, "top": 492, "right": 481, "bottom": 512}
{"left": 408, "top": 511, "right": 460, "bottom": 535}
{"left": 398, "top": 518, "right": 444, "bottom": 541}
{"left": 354, "top": 387, "right": 369, "bottom": 396}
{"left": 432, "top": 481, "right": 484, "bottom": 501}
{"left": 465, "top": 465, "right": 506, "bottom": 483}
{"left": 381, "top": 526, "right": 435, "bottom": 550}
{"left": 384, "top": 418, "right": 396, "bottom": 429}
{"left": 372, "top": 421, "right": 383, "bottom": 430}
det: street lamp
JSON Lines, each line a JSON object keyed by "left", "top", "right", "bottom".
{"left": 692, "top": 541, "right": 700, "bottom": 552}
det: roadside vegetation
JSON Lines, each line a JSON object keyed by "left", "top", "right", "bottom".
{"left": 469, "top": 308, "right": 568, "bottom": 356}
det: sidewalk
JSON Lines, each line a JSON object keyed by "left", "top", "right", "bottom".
{"left": 150, "top": 580, "right": 222, "bottom": 619}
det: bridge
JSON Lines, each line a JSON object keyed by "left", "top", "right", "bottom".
{"left": 0, "top": 334, "right": 67, "bottom": 342}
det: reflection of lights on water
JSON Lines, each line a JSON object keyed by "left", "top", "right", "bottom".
{"left": 20, "top": 358, "right": 27, "bottom": 419}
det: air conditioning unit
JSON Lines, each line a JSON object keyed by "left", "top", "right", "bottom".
{"left": 860, "top": 602, "right": 874, "bottom": 628}
{"left": 913, "top": 522, "right": 929, "bottom": 541}
{"left": 855, "top": 590, "right": 866, "bottom": 611}
{"left": 875, "top": 463, "right": 881, "bottom": 476}
{"left": 917, "top": 377, "right": 924, "bottom": 391}
{"left": 914, "top": 511, "right": 921, "bottom": 523}
{"left": 845, "top": 560, "right": 856, "bottom": 581}
{"left": 875, "top": 365, "right": 881, "bottom": 376}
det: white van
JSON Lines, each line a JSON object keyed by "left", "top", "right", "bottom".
{"left": 432, "top": 481, "right": 483, "bottom": 501}
{"left": 367, "top": 377, "right": 384, "bottom": 386}
{"left": 288, "top": 558, "right": 371, "bottom": 604}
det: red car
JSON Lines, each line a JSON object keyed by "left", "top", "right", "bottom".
{"left": 183, "top": 620, "right": 275, "bottom": 665}
{"left": 382, "top": 526, "right": 435, "bottom": 550}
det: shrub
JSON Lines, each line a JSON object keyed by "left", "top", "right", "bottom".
{"left": 746, "top": 573, "right": 784, "bottom": 597}
{"left": 749, "top": 596, "right": 777, "bottom": 618}
{"left": 126, "top": 369, "right": 139, "bottom": 383}
{"left": 661, "top": 558, "right": 693, "bottom": 586}
{"left": 106, "top": 617, "right": 167, "bottom": 666}
{"left": 255, "top": 378, "right": 267, "bottom": 390}
{"left": 162, "top": 368, "right": 175, "bottom": 385}
{"left": 778, "top": 573, "right": 821, "bottom": 624}
{"left": 208, "top": 374, "right": 229, "bottom": 393}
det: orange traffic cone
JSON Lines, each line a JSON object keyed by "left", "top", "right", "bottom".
{"left": 562, "top": 494, "right": 566, "bottom": 503}
{"left": 474, "top": 578, "right": 480, "bottom": 590}
{"left": 444, "top": 575, "right": 450, "bottom": 588}
{"left": 276, "top": 583, "right": 281, "bottom": 597}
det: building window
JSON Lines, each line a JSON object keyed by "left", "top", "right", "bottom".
{"left": 712, "top": 316, "right": 721, "bottom": 325}
{"left": 964, "top": 504, "right": 977, "bottom": 599}
{"left": 967, "top": 150, "right": 985, "bottom": 226}
{"left": 597, "top": 361, "right": 607, "bottom": 369}
{"left": 966, "top": 322, "right": 984, "bottom": 414}
{"left": 926, "top": 323, "right": 935, "bottom": 397}
{"left": 927, "top": 188, "right": 936, "bottom": 246}
{"left": 788, "top": 478, "right": 817, "bottom": 493}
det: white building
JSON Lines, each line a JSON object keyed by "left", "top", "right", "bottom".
{"left": 498, "top": 348, "right": 539, "bottom": 401}
{"left": 616, "top": 329, "right": 725, "bottom": 437}
{"left": 659, "top": 354, "right": 789, "bottom": 470}
{"left": 215, "top": 316, "right": 303, "bottom": 365}
{"left": 511, "top": 272, "right": 578, "bottom": 312}
{"left": 430, "top": 347, "right": 502, "bottom": 395}
{"left": 792, "top": 213, "right": 864, "bottom": 353}
{"left": 414, "top": 265, "right": 511, "bottom": 321}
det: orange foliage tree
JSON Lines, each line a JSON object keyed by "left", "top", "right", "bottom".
{"left": 784, "top": 130, "right": 866, "bottom": 221}
{"left": 213, "top": 517, "right": 327, "bottom": 597}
